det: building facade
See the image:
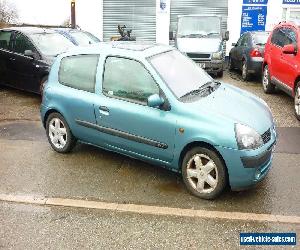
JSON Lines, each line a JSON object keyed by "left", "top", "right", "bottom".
{"left": 76, "top": 0, "right": 300, "bottom": 54}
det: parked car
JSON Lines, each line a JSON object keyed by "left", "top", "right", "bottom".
{"left": 263, "top": 21, "right": 300, "bottom": 120}
{"left": 0, "top": 27, "right": 75, "bottom": 94}
{"left": 54, "top": 28, "right": 100, "bottom": 46}
{"left": 229, "top": 31, "right": 270, "bottom": 81}
{"left": 41, "top": 43, "right": 277, "bottom": 200}
{"left": 170, "top": 15, "right": 229, "bottom": 77}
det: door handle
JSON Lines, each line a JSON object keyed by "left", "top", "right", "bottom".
{"left": 99, "top": 106, "right": 109, "bottom": 116}
{"left": 9, "top": 58, "right": 16, "bottom": 61}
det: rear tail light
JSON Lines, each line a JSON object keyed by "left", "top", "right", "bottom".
{"left": 250, "top": 48, "right": 262, "bottom": 58}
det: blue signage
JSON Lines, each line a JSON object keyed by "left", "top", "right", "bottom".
{"left": 241, "top": 6, "right": 268, "bottom": 34}
{"left": 243, "top": 0, "right": 268, "bottom": 4}
{"left": 283, "top": 0, "right": 300, "bottom": 4}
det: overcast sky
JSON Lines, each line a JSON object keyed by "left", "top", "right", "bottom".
{"left": 12, "top": 0, "right": 70, "bottom": 25}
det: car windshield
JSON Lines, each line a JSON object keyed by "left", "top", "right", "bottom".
{"left": 177, "top": 16, "right": 221, "bottom": 37}
{"left": 149, "top": 50, "right": 215, "bottom": 99}
{"left": 253, "top": 33, "right": 269, "bottom": 46}
{"left": 29, "top": 33, "right": 75, "bottom": 56}
{"left": 70, "top": 31, "right": 100, "bottom": 46}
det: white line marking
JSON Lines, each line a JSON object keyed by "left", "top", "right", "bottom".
{"left": 0, "top": 194, "right": 299, "bottom": 224}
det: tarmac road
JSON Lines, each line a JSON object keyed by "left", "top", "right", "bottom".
{"left": 0, "top": 71, "right": 299, "bottom": 249}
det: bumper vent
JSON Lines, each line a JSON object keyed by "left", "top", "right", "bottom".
{"left": 186, "top": 53, "right": 210, "bottom": 59}
{"left": 261, "top": 129, "right": 271, "bottom": 144}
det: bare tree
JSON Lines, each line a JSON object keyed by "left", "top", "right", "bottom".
{"left": 0, "top": 0, "right": 18, "bottom": 25}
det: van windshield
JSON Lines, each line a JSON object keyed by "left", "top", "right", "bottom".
{"left": 177, "top": 16, "right": 221, "bottom": 38}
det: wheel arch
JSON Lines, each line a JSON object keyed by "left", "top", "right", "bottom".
{"left": 294, "top": 76, "right": 300, "bottom": 96}
{"left": 178, "top": 141, "right": 229, "bottom": 181}
{"left": 43, "top": 109, "right": 61, "bottom": 128}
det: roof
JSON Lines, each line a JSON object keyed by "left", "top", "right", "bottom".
{"left": 62, "top": 42, "right": 173, "bottom": 59}
{"left": 1, "top": 26, "right": 56, "bottom": 34}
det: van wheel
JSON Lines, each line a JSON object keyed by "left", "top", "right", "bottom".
{"left": 182, "top": 147, "right": 227, "bottom": 200}
{"left": 262, "top": 65, "right": 275, "bottom": 94}
{"left": 46, "top": 112, "right": 77, "bottom": 153}
{"left": 295, "top": 82, "right": 300, "bottom": 121}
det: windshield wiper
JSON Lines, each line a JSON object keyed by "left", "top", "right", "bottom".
{"left": 180, "top": 81, "right": 221, "bottom": 99}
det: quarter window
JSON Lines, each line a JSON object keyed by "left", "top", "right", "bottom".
{"left": 102, "top": 57, "right": 159, "bottom": 104}
{"left": 0, "top": 31, "right": 12, "bottom": 50}
{"left": 59, "top": 55, "right": 99, "bottom": 93}
{"left": 14, "top": 33, "right": 36, "bottom": 54}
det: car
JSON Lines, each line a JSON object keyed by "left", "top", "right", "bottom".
{"left": 229, "top": 31, "right": 270, "bottom": 81}
{"left": 0, "top": 27, "right": 75, "bottom": 94}
{"left": 263, "top": 21, "right": 300, "bottom": 121}
{"left": 41, "top": 42, "right": 277, "bottom": 200}
{"left": 54, "top": 28, "right": 100, "bottom": 46}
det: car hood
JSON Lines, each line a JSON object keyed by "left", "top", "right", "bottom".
{"left": 187, "top": 83, "right": 273, "bottom": 133}
{"left": 177, "top": 37, "right": 222, "bottom": 53}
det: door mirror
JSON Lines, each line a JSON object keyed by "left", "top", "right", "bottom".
{"left": 147, "top": 94, "right": 164, "bottom": 108}
{"left": 24, "top": 50, "right": 36, "bottom": 59}
{"left": 222, "top": 31, "right": 230, "bottom": 41}
{"left": 169, "top": 31, "right": 175, "bottom": 40}
{"left": 232, "top": 43, "right": 237, "bottom": 47}
{"left": 283, "top": 44, "right": 297, "bottom": 55}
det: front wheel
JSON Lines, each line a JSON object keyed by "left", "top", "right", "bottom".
{"left": 182, "top": 147, "right": 227, "bottom": 200}
{"left": 46, "top": 112, "right": 77, "bottom": 153}
{"left": 295, "top": 82, "right": 300, "bottom": 121}
{"left": 262, "top": 65, "right": 275, "bottom": 94}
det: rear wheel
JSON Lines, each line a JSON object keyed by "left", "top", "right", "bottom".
{"left": 262, "top": 65, "right": 275, "bottom": 94}
{"left": 242, "top": 60, "right": 250, "bottom": 81}
{"left": 46, "top": 112, "right": 77, "bottom": 153}
{"left": 295, "top": 82, "right": 300, "bottom": 121}
{"left": 182, "top": 147, "right": 227, "bottom": 200}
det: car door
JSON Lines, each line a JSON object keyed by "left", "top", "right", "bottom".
{"left": 94, "top": 56, "right": 176, "bottom": 164}
{"left": 279, "top": 27, "right": 298, "bottom": 91}
{"left": 56, "top": 54, "right": 101, "bottom": 144}
{"left": 0, "top": 30, "right": 14, "bottom": 86}
{"left": 10, "top": 31, "right": 42, "bottom": 93}
{"left": 269, "top": 28, "right": 284, "bottom": 81}
{"left": 231, "top": 35, "right": 243, "bottom": 66}
{"left": 236, "top": 33, "right": 249, "bottom": 70}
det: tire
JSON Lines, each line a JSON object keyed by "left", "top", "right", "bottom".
{"left": 228, "top": 56, "right": 234, "bottom": 71}
{"left": 242, "top": 60, "right": 250, "bottom": 81}
{"left": 262, "top": 65, "right": 275, "bottom": 94}
{"left": 217, "top": 70, "right": 223, "bottom": 78}
{"left": 39, "top": 76, "right": 48, "bottom": 95}
{"left": 182, "top": 147, "right": 227, "bottom": 200}
{"left": 295, "top": 82, "right": 300, "bottom": 121}
{"left": 46, "top": 112, "right": 77, "bottom": 153}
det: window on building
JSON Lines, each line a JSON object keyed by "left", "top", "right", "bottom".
{"left": 103, "top": 57, "right": 159, "bottom": 105}
{"left": 0, "top": 31, "right": 12, "bottom": 50}
{"left": 59, "top": 54, "right": 99, "bottom": 93}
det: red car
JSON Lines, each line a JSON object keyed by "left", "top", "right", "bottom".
{"left": 263, "top": 21, "right": 300, "bottom": 121}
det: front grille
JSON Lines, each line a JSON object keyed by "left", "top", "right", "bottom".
{"left": 261, "top": 129, "right": 271, "bottom": 144}
{"left": 186, "top": 53, "right": 210, "bottom": 59}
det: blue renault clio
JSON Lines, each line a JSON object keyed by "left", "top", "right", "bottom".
{"left": 41, "top": 43, "right": 277, "bottom": 199}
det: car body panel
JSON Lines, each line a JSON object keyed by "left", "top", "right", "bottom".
{"left": 41, "top": 42, "right": 277, "bottom": 190}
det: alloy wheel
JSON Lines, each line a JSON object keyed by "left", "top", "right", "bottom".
{"left": 186, "top": 154, "right": 218, "bottom": 194}
{"left": 242, "top": 62, "right": 247, "bottom": 80}
{"left": 48, "top": 117, "right": 68, "bottom": 149}
{"left": 263, "top": 67, "right": 269, "bottom": 91}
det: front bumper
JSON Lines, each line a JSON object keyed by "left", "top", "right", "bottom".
{"left": 193, "top": 60, "right": 224, "bottom": 74}
{"left": 216, "top": 129, "right": 277, "bottom": 191}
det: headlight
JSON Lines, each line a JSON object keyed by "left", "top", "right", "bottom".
{"left": 212, "top": 51, "right": 223, "bottom": 60}
{"left": 235, "top": 123, "right": 263, "bottom": 150}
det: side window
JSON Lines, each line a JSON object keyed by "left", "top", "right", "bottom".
{"left": 282, "top": 28, "right": 297, "bottom": 46}
{"left": 241, "top": 34, "right": 249, "bottom": 47}
{"left": 59, "top": 54, "right": 99, "bottom": 93}
{"left": 271, "top": 29, "right": 281, "bottom": 46}
{"left": 103, "top": 57, "right": 160, "bottom": 105}
{"left": 14, "top": 33, "right": 36, "bottom": 54}
{"left": 0, "top": 31, "right": 12, "bottom": 50}
{"left": 237, "top": 35, "right": 244, "bottom": 46}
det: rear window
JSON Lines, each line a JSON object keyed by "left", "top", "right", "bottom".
{"left": 253, "top": 33, "right": 269, "bottom": 46}
{"left": 59, "top": 54, "right": 99, "bottom": 93}
{"left": 0, "top": 31, "right": 12, "bottom": 50}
